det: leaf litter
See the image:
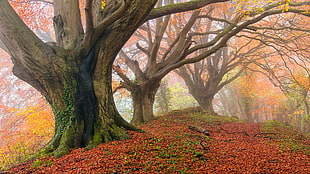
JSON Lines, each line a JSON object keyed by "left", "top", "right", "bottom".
{"left": 2, "top": 107, "right": 310, "bottom": 173}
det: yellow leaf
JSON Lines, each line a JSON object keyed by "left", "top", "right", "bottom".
{"left": 101, "top": 0, "right": 106, "bottom": 10}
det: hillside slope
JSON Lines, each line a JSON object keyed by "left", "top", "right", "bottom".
{"left": 3, "top": 107, "right": 310, "bottom": 173}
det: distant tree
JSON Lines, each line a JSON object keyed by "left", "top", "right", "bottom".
{"left": 215, "top": 11, "right": 310, "bottom": 130}
{"left": 155, "top": 78, "right": 171, "bottom": 114}
{"left": 243, "top": 12, "right": 310, "bottom": 130}
{"left": 175, "top": 46, "right": 246, "bottom": 113}
{"left": 115, "top": 1, "right": 310, "bottom": 123}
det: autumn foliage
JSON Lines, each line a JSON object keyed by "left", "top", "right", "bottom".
{"left": 0, "top": 99, "right": 53, "bottom": 170}
{"left": 0, "top": 49, "right": 53, "bottom": 170}
{"left": 8, "top": 0, "right": 53, "bottom": 32}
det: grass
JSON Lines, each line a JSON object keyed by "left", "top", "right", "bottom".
{"left": 262, "top": 120, "right": 310, "bottom": 155}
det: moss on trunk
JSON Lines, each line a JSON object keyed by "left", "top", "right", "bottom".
{"left": 38, "top": 48, "right": 138, "bottom": 158}
{"left": 130, "top": 81, "right": 160, "bottom": 125}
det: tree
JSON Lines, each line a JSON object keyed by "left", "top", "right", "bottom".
{"left": 115, "top": 0, "right": 310, "bottom": 123}
{"left": 175, "top": 46, "right": 246, "bottom": 113}
{"left": 173, "top": 3, "right": 261, "bottom": 113}
{"left": 215, "top": 10, "right": 310, "bottom": 130}
{"left": 0, "top": 0, "right": 231, "bottom": 157}
{"left": 154, "top": 78, "right": 171, "bottom": 115}
{"left": 114, "top": 1, "right": 233, "bottom": 124}
{"left": 244, "top": 13, "right": 310, "bottom": 130}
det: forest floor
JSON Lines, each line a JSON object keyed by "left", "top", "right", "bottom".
{"left": 2, "top": 107, "right": 310, "bottom": 174}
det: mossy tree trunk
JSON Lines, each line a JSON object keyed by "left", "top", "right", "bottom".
{"left": 15, "top": 44, "right": 138, "bottom": 158}
{"left": 192, "top": 94, "right": 215, "bottom": 113}
{"left": 130, "top": 80, "right": 160, "bottom": 125}
{"left": 0, "top": 0, "right": 159, "bottom": 157}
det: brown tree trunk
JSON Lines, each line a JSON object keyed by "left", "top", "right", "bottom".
{"left": 36, "top": 47, "right": 138, "bottom": 158}
{"left": 131, "top": 89, "right": 156, "bottom": 125}
{"left": 194, "top": 95, "right": 215, "bottom": 113}
{"left": 130, "top": 80, "right": 160, "bottom": 125}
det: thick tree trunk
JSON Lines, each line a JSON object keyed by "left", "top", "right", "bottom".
{"left": 130, "top": 80, "right": 160, "bottom": 125}
{"left": 195, "top": 95, "right": 214, "bottom": 113}
{"left": 29, "top": 48, "right": 91, "bottom": 157}
{"left": 39, "top": 0, "right": 157, "bottom": 157}
{"left": 38, "top": 47, "right": 138, "bottom": 158}
{"left": 131, "top": 89, "right": 156, "bottom": 125}
{"left": 92, "top": 49, "right": 138, "bottom": 146}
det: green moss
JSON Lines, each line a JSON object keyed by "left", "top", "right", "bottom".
{"left": 190, "top": 112, "right": 243, "bottom": 125}
{"left": 88, "top": 120, "right": 129, "bottom": 150}
{"left": 32, "top": 147, "right": 55, "bottom": 159}
{"left": 54, "top": 146, "right": 70, "bottom": 159}
{"left": 262, "top": 120, "right": 294, "bottom": 133}
{"left": 109, "top": 124, "right": 129, "bottom": 141}
{"left": 262, "top": 120, "right": 310, "bottom": 155}
{"left": 92, "top": 133, "right": 102, "bottom": 145}
{"left": 31, "top": 159, "right": 53, "bottom": 169}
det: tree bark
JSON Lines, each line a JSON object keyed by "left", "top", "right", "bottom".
{"left": 130, "top": 80, "right": 160, "bottom": 125}
{"left": 192, "top": 94, "right": 215, "bottom": 113}
{"left": 131, "top": 89, "right": 156, "bottom": 125}
{"left": 0, "top": 0, "right": 157, "bottom": 157}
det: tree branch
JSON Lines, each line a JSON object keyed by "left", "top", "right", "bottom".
{"left": 145, "top": 0, "right": 230, "bottom": 21}
{"left": 113, "top": 65, "right": 136, "bottom": 91}
{"left": 119, "top": 49, "right": 146, "bottom": 82}
{"left": 85, "top": 0, "right": 94, "bottom": 37}
{"left": 53, "top": 0, "right": 84, "bottom": 49}
{"left": 84, "top": 0, "right": 132, "bottom": 54}
{"left": 151, "top": 1, "right": 310, "bottom": 80}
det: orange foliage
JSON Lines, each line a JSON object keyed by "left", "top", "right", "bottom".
{"left": 9, "top": 0, "right": 53, "bottom": 32}
{"left": 0, "top": 99, "right": 53, "bottom": 170}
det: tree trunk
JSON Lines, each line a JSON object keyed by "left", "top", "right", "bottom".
{"left": 131, "top": 89, "right": 156, "bottom": 125}
{"left": 36, "top": 47, "right": 138, "bottom": 158}
{"left": 0, "top": 0, "right": 158, "bottom": 157}
{"left": 130, "top": 81, "right": 160, "bottom": 125}
{"left": 191, "top": 92, "right": 215, "bottom": 113}
{"left": 243, "top": 96, "right": 254, "bottom": 122}
{"left": 198, "top": 96, "right": 214, "bottom": 113}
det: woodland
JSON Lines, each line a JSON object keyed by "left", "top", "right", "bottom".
{"left": 0, "top": 0, "right": 310, "bottom": 173}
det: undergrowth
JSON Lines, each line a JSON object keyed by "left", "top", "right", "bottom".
{"left": 262, "top": 120, "right": 310, "bottom": 155}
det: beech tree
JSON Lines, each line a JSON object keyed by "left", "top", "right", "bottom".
{"left": 242, "top": 12, "right": 310, "bottom": 130}
{"left": 0, "top": 0, "right": 232, "bottom": 157}
{"left": 216, "top": 10, "right": 310, "bottom": 127}
{"left": 173, "top": 5, "right": 262, "bottom": 113}
{"left": 115, "top": 0, "right": 310, "bottom": 123}
{"left": 175, "top": 47, "right": 244, "bottom": 113}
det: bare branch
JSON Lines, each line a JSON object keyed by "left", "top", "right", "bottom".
{"left": 85, "top": 0, "right": 94, "bottom": 36}
{"left": 146, "top": 0, "right": 230, "bottom": 21}
{"left": 84, "top": 0, "right": 132, "bottom": 53}
{"left": 119, "top": 49, "right": 146, "bottom": 82}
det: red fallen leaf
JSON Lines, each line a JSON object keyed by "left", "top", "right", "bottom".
{"left": 3, "top": 111, "right": 310, "bottom": 173}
